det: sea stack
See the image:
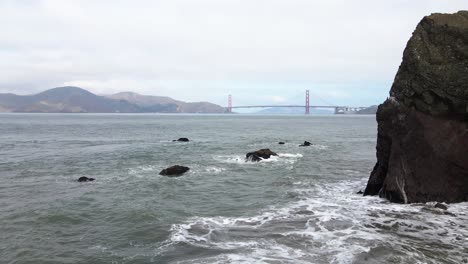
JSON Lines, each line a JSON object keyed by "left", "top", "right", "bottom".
{"left": 364, "top": 11, "right": 468, "bottom": 203}
{"left": 246, "top": 149, "right": 278, "bottom": 162}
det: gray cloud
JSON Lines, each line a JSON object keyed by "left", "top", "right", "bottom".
{"left": 0, "top": 0, "right": 467, "bottom": 105}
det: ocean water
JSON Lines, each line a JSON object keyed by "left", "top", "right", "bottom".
{"left": 0, "top": 114, "right": 467, "bottom": 264}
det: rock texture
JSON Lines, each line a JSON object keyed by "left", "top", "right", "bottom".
{"left": 364, "top": 11, "right": 468, "bottom": 203}
{"left": 159, "top": 165, "right": 190, "bottom": 177}
{"left": 246, "top": 149, "right": 278, "bottom": 162}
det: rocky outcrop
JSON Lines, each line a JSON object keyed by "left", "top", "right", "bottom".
{"left": 159, "top": 165, "right": 190, "bottom": 177}
{"left": 246, "top": 149, "right": 278, "bottom": 162}
{"left": 176, "top": 138, "right": 189, "bottom": 142}
{"left": 364, "top": 11, "right": 468, "bottom": 203}
{"left": 299, "top": 141, "right": 312, "bottom": 147}
{"left": 78, "top": 176, "right": 95, "bottom": 182}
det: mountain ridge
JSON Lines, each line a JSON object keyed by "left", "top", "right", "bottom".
{"left": 106, "top": 91, "right": 224, "bottom": 113}
{"left": 0, "top": 87, "right": 225, "bottom": 113}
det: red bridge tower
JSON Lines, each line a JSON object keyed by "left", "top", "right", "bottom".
{"left": 228, "top": 94, "right": 232, "bottom": 113}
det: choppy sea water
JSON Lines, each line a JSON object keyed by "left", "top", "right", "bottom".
{"left": 0, "top": 114, "right": 467, "bottom": 264}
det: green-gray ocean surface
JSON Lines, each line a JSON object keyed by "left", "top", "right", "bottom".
{"left": 1, "top": 114, "right": 467, "bottom": 264}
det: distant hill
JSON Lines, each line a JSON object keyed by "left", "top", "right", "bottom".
{"left": 356, "top": 105, "right": 378, "bottom": 114}
{"left": 255, "top": 107, "right": 333, "bottom": 115}
{"left": 0, "top": 87, "right": 140, "bottom": 113}
{"left": 106, "top": 92, "right": 225, "bottom": 113}
{"left": 0, "top": 87, "right": 225, "bottom": 113}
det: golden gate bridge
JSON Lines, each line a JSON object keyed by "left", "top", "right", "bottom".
{"left": 226, "top": 90, "right": 368, "bottom": 114}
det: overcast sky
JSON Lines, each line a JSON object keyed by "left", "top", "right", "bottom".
{"left": 1, "top": 0, "right": 467, "bottom": 107}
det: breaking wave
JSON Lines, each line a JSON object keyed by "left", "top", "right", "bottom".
{"left": 157, "top": 179, "right": 468, "bottom": 264}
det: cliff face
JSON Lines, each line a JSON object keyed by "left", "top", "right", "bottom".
{"left": 364, "top": 11, "right": 468, "bottom": 203}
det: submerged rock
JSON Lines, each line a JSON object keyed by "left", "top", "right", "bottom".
{"left": 246, "top": 149, "right": 278, "bottom": 162}
{"left": 364, "top": 11, "right": 468, "bottom": 203}
{"left": 78, "top": 176, "right": 95, "bottom": 182}
{"left": 435, "top": 203, "right": 448, "bottom": 210}
{"left": 299, "top": 141, "right": 312, "bottom": 147}
{"left": 175, "top": 138, "right": 189, "bottom": 142}
{"left": 159, "top": 165, "right": 190, "bottom": 177}
{"left": 278, "top": 142, "right": 285, "bottom": 145}
{"left": 357, "top": 190, "right": 364, "bottom": 194}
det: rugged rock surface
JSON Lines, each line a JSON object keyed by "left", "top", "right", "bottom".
{"left": 246, "top": 149, "right": 278, "bottom": 162}
{"left": 78, "top": 176, "right": 95, "bottom": 182}
{"left": 159, "top": 165, "right": 190, "bottom": 177}
{"left": 364, "top": 11, "right": 468, "bottom": 203}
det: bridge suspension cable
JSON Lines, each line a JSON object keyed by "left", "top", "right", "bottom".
{"left": 226, "top": 90, "right": 366, "bottom": 115}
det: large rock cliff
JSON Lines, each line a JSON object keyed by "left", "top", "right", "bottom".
{"left": 364, "top": 11, "right": 468, "bottom": 203}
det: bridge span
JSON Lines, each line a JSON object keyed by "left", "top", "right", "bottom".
{"left": 226, "top": 91, "right": 368, "bottom": 114}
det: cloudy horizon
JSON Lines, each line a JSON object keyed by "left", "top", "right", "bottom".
{"left": 1, "top": 0, "right": 467, "bottom": 107}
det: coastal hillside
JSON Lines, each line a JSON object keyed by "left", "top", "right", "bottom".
{"left": 0, "top": 86, "right": 140, "bottom": 113}
{"left": 356, "top": 105, "right": 378, "bottom": 114}
{"left": 107, "top": 92, "right": 225, "bottom": 113}
{"left": 0, "top": 87, "right": 225, "bottom": 113}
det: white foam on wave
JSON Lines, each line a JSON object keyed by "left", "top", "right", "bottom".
{"left": 213, "top": 153, "right": 303, "bottom": 165}
{"left": 312, "top": 144, "right": 328, "bottom": 150}
{"left": 128, "top": 165, "right": 158, "bottom": 176}
{"left": 213, "top": 155, "right": 249, "bottom": 164}
{"left": 289, "top": 181, "right": 468, "bottom": 263}
{"left": 158, "top": 178, "right": 468, "bottom": 263}
{"left": 205, "top": 167, "right": 226, "bottom": 173}
{"left": 278, "top": 153, "right": 303, "bottom": 158}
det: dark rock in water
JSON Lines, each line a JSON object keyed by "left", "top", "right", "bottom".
{"left": 357, "top": 190, "right": 363, "bottom": 194}
{"left": 299, "top": 141, "right": 312, "bottom": 147}
{"left": 278, "top": 142, "right": 285, "bottom": 145}
{"left": 364, "top": 11, "right": 468, "bottom": 203}
{"left": 444, "top": 211, "right": 457, "bottom": 217}
{"left": 246, "top": 149, "right": 278, "bottom": 162}
{"left": 176, "top": 138, "right": 189, "bottom": 142}
{"left": 78, "top": 176, "right": 95, "bottom": 182}
{"left": 159, "top": 165, "right": 190, "bottom": 177}
{"left": 295, "top": 210, "right": 314, "bottom": 215}
{"left": 435, "top": 203, "right": 448, "bottom": 210}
